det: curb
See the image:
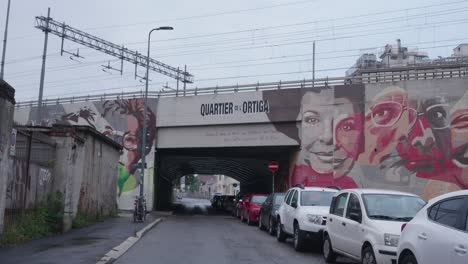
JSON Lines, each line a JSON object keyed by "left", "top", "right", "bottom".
{"left": 96, "top": 217, "right": 163, "bottom": 264}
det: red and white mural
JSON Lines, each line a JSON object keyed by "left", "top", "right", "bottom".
{"left": 264, "top": 79, "right": 468, "bottom": 200}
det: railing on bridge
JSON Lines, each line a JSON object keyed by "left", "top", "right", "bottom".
{"left": 15, "top": 67, "right": 468, "bottom": 108}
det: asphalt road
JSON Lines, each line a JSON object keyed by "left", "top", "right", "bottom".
{"left": 116, "top": 198, "right": 356, "bottom": 264}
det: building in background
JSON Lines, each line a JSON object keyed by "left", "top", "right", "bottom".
{"left": 346, "top": 39, "right": 468, "bottom": 79}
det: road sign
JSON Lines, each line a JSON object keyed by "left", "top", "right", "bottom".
{"left": 269, "top": 161, "right": 279, "bottom": 172}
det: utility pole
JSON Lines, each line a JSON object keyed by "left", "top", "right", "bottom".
{"left": 140, "top": 26, "right": 173, "bottom": 220}
{"left": 183, "top": 65, "right": 187, "bottom": 96}
{"left": 312, "top": 41, "right": 316, "bottom": 88}
{"left": 37, "top": 8, "right": 51, "bottom": 124}
{"left": 0, "top": 0, "right": 12, "bottom": 80}
{"left": 176, "top": 67, "right": 179, "bottom": 96}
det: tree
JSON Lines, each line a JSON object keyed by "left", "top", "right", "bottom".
{"left": 185, "top": 175, "right": 200, "bottom": 192}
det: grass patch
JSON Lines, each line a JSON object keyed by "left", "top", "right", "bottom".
{"left": 1, "top": 192, "right": 64, "bottom": 245}
{"left": 72, "top": 211, "right": 106, "bottom": 229}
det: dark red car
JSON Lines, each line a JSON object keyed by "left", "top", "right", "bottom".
{"left": 235, "top": 193, "right": 252, "bottom": 218}
{"left": 241, "top": 194, "right": 268, "bottom": 225}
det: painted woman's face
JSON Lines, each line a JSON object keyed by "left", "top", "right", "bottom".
{"left": 299, "top": 90, "right": 363, "bottom": 178}
{"left": 450, "top": 91, "right": 468, "bottom": 187}
{"left": 360, "top": 87, "right": 410, "bottom": 165}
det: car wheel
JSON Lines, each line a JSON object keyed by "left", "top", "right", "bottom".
{"left": 258, "top": 215, "right": 265, "bottom": 230}
{"left": 293, "top": 223, "right": 306, "bottom": 252}
{"left": 323, "top": 235, "right": 337, "bottom": 263}
{"left": 276, "top": 220, "right": 287, "bottom": 242}
{"left": 362, "top": 245, "right": 377, "bottom": 264}
{"left": 268, "top": 217, "right": 276, "bottom": 236}
{"left": 401, "top": 253, "right": 418, "bottom": 264}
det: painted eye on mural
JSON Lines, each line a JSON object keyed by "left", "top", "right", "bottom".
{"left": 451, "top": 113, "right": 468, "bottom": 130}
{"left": 370, "top": 102, "right": 402, "bottom": 127}
{"left": 122, "top": 132, "right": 139, "bottom": 151}
{"left": 336, "top": 119, "right": 357, "bottom": 132}
{"left": 426, "top": 106, "right": 448, "bottom": 129}
{"left": 303, "top": 113, "right": 320, "bottom": 125}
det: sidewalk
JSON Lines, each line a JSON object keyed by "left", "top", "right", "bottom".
{"left": 0, "top": 212, "right": 168, "bottom": 264}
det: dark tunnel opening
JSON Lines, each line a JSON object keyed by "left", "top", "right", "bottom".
{"left": 153, "top": 146, "right": 296, "bottom": 211}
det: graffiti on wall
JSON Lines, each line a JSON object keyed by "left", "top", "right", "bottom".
{"left": 19, "top": 98, "right": 157, "bottom": 210}
{"left": 264, "top": 79, "right": 468, "bottom": 200}
{"left": 39, "top": 168, "right": 52, "bottom": 186}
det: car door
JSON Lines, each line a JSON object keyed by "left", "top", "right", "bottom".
{"left": 327, "top": 192, "right": 349, "bottom": 251}
{"left": 451, "top": 196, "right": 468, "bottom": 264}
{"left": 261, "top": 195, "right": 273, "bottom": 226}
{"left": 286, "top": 190, "right": 298, "bottom": 233}
{"left": 341, "top": 193, "right": 364, "bottom": 258}
{"left": 279, "top": 190, "right": 292, "bottom": 227}
{"left": 417, "top": 196, "right": 466, "bottom": 264}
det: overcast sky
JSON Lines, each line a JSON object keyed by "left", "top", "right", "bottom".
{"left": 1, "top": 0, "right": 468, "bottom": 101}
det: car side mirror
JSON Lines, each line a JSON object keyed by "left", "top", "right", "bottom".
{"left": 349, "top": 212, "right": 362, "bottom": 223}
{"left": 291, "top": 201, "right": 298, "bottom": 208}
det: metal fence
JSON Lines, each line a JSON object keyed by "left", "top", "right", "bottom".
{"left": 15, "top": 67, "right": 468, "bottom": 108}
{"left": 3, "top": 130, "right": 56, "bottom": 230}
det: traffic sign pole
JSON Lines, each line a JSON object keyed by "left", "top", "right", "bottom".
{"left": 272, "top": 171, "right": 275, "bottom": 193}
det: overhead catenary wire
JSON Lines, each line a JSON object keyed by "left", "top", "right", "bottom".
{"left": 8, "top": 37, "right": 467, "bottom": 82}
{"left": 130, "top": 6, "right": 468, "bottom": 51}
{"left": 84, "top": 0, "right": 468, "bottom": 42}
{"left": 81, "top": 0, "right": 318, "bottom": 31}
{"left": 151, "top": 18, "right": 468, "bottom": 58}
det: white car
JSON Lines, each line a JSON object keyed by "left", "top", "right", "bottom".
{"left": 322, "top": 189, "right": 425, "bottom": 264}
{"left": 397, "top": 190, "right": 468, "bottom": 264}
{"left": 276, "top": 185, "right": 338, "bottom": 251}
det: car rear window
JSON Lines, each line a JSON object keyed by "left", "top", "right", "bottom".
{"left": 274, "top": 194, "right": 285, "bottom": 205}
{"left": 300, "top": 191, "right": 335, "bottom": 206}
{"left": 363, "top": 194, "right": 425, "bottom": 221}
{"left": 251, "top": 196, "right": 267, "bottom": 204}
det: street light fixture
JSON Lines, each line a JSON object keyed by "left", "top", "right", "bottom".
{"left": 139, "top": 26, "right": 173, "bottom": 216}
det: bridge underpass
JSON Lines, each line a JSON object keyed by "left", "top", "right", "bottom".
{"left": 154, "top": 146, "right": 296, "bottom": 210}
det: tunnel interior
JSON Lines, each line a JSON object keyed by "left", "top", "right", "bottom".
{"left": 154, "top": 146, "right": 296, "bottom": 210}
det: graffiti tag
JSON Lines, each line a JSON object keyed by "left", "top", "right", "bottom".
{"left": 39, "top": 168, "right": 52, "bottom": 186}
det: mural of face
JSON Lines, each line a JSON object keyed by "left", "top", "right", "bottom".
{"left": 396, "top": 96, "right": 452, "bottom": 180}
{"left": 450, "top": 91, "right": 468, "bottom": 188}
{"left": 299, "top": 89, "right": 363, "bottom": 179}
{"left": 101, "top": 99, "right": 157, "bottom": 195}
{"left": 361, "top": 86, "right": 410, "bottom": 165}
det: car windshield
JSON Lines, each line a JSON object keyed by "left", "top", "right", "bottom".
{"left": 363, "top": 194, "right": 425, "bottom": 221}
{"left": 274, "top": 194, "right": 285, "bottom": 205}
{"left": 300, "top": 191, "right": 335, "bottom": 206}
{"left": 251, "top": 196, "right": 267, "bottom": 204}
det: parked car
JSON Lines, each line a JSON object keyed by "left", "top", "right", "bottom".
{"left": 258, "top": 192, "right": 285, "bottom": 235}
{"left": 397, "top": 190, "right": 468, "bottom": 264}
{"left": 276, "top": 185, "right": 338, "bottom": 251}
{"left": 235, "top": 193, "right": 252, "bottom": 218}
{"left": 221, "top": 195, "right": 235, "bottom": 212}
{"left": 322, "top": 189, "right": 425, "bottom": 264}
{"left": 241, "top": 194, "right": 268, "bottom": 225}
{"left": 211, "top": 193, "right": 222, "bottom": 208}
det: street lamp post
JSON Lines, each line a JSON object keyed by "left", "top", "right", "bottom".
{"left": 139, "top": 26, "right": 173, "bottom": 213}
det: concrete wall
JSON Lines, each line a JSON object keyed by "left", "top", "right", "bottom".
{"left": 0, "top": 81, "right": 15, "bottom": 238}
{"left": 51, "top": 127, "right": 120, "bottom": 232}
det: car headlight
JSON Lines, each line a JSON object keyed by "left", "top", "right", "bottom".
{"left": 307, "top": 214, "right": 325, "bottom": 225}
{"left": 384, "top": 233, "right": 400, "bottom": 247}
